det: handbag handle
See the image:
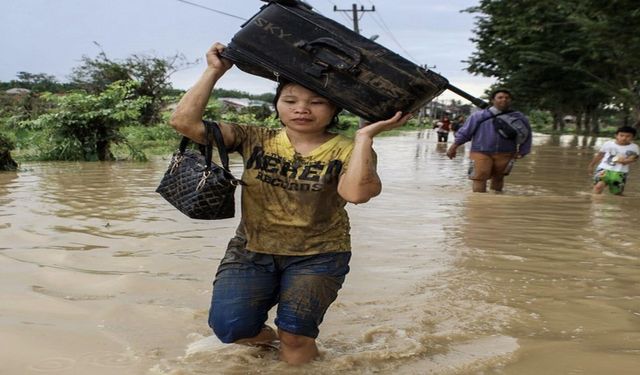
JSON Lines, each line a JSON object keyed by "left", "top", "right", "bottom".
{"left": 177, "top": 121, "right": 231, "bottom": 172}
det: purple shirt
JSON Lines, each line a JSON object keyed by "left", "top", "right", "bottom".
{"left": 454, "top": 108, "right": 532, "bottom": 156}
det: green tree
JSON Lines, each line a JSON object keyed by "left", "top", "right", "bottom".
{"left": 70, "top": 49, "right": 195, "bottom": 125}
{"left": 465, "top": 0, "right": 637, "bottom": 133}
{"left": 24, "top": 81, "right": 149, "bottom": 161}
{"left": 9, "top": 72, "right": 75, "bottom": 93}
{"left": 212, "top": 88, "right": 275, "bottom": 103}
{"left": 568, "top": 0, "right": 640, "bottom": 128}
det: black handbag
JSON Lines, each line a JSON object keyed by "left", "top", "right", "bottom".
{"left": 156, "top": 121, "right": 242, "bottom": 220}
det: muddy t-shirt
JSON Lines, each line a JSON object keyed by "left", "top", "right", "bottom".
{"left": 228, "top": 123, "right": 355, "bottom": 256}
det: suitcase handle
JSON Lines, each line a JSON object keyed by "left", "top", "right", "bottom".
{"left": 446, "top": 83, "right": 489, "bottom": 109}
{"left": 295, "top": 37, "right": 362, "bottom": 73}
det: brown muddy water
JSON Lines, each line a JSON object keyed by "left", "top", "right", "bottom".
{"left": 1, "top": 130, "right": 638, "bottom": 375}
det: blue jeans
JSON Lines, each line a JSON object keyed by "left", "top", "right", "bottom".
{"left": 208, "top": 237, "right": 351, "bottom": 342}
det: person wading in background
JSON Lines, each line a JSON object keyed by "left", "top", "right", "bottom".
{"left": 436, "top": 115, "right": 451, "bottom": 143}
{"left": 446, "top": 89, "right": 532, "bottom": 192}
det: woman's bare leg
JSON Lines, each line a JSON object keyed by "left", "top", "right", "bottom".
{"left": 278, "top": 329, "right": 318, "bottom": 365}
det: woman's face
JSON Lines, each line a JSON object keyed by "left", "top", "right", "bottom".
{"left": 276, "top": 83, "right": 336, "bottom": 134}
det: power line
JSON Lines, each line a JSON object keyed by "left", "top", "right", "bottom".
{"left": 321, "top": 0, "right": 339, "bottom": 6}
{"left": 361, "top": 0, "right": 422, "bottom": 63}
{"left": 176, "top": 0, "right": 247, "bottom": 21}
{"left": 368, "top": 11, "right": 419, "bottom": 63}
{"left": 328, "top": 2, "right": 420, "bottom": 64}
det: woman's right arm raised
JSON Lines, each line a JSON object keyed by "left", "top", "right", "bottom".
{"left": 169, "top": 43, "right": 236, "bottom": 148}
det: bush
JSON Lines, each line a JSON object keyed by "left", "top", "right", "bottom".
{"left": 527, "top": 110, "right": 553, "bottom": 132}
{"left": 0, "top": 132, "right": 18, "bottom": 170}
{"left": 118, "top": 123, "right": 180, "bottom": 157}
{"left": 20, "top": 81, "right": 149, "bottom": 161}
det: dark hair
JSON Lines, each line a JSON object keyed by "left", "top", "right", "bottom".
{"left": 616, "top": 126, "right": 637, "bottom": 137}
{"left": 490, "top": 88, "right": 513, "bottom": 100}
{"left": 272, "top": 79, "right": 343, "bottom": 130}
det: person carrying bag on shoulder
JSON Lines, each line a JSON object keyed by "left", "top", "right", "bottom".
{"left": 446, "top": 89, "right": 532, "bottom": 193}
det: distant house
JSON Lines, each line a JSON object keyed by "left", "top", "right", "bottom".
{"left": 563, "top": 115, "right": 576, "bottom": 124}
{"left": 5, "top": 88, "right": 31, "bottom": 95}
{"left": 2, "top": 88, "right": 33, "bottom": 107}
{"left": 219, "top": 97, "right": 273, "bottom": 111}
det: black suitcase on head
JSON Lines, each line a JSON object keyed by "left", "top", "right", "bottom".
{"left": 222, "top": 0, "right": 457, "bottom": 122}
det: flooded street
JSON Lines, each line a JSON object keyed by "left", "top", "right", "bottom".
{"left": 1, "top": 130, "right": 638, "bottom": 374}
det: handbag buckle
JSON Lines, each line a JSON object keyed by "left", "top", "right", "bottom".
{"left": 196, "top": 170, "right": 211, "bottom": 191}
{"left": 169, "top": 154, "right": 183, "bottom": 175}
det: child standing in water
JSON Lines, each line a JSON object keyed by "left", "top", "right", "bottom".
{"left": 588, "top": 126, "right": 639, "bottom": 195}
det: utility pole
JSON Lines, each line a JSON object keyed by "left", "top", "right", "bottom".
{"left": 333, "top": 4, "right": 375, "bottom": 127}
{"left": 333, "top": 4, "right": 375, "bottom": 35}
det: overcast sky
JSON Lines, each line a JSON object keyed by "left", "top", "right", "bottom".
{"left": 0, "top": 0, "right": 495, "bottom": 102}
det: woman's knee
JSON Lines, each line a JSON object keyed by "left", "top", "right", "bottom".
{"left": 209, "top": 313, "right": 264, "bottom": 344}
{"left": 209, "top": 306, "right": 264, "bottom": 343}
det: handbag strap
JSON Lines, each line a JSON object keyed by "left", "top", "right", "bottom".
{"left": 204, "top": 120, "right": 231, "bottom": 171}
{"left": 176, "top": 121, "right": 231, "bottom": 172}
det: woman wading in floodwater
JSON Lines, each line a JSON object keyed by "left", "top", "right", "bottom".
{"left": 170, "top": 42, "right": 411, "bottom": 364}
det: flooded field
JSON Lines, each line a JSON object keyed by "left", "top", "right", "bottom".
{"left": 1, "top": 130, "right": 638, "bottom": 374}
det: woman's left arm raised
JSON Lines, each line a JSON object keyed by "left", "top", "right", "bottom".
{"left": 337, "top": 111, "right": 412, "bottom": 203}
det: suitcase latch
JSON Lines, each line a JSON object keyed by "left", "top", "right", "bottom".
{"left": 305, "top": 61, "right": 329, "bottom": 78}
{"left": 295, "top": 38, "right": 362, "bottom": 77}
